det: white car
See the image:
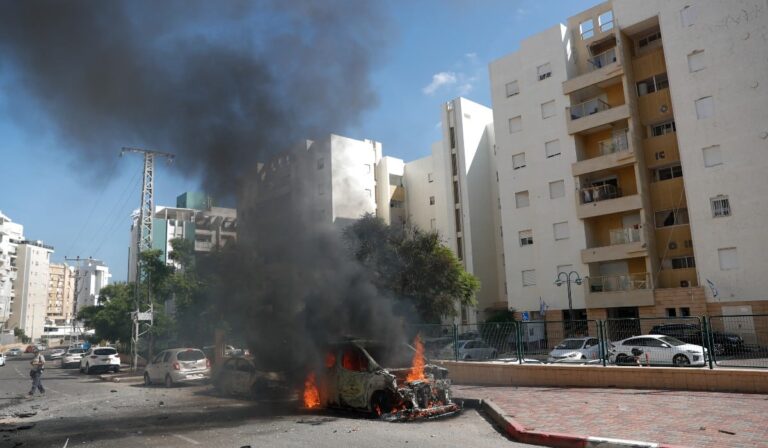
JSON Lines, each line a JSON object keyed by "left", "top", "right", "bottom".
{"left": 610, "top": 335, "right": 707, "bottom": 367}
{"left": 46, "top": 348, "right": 67, "bottom": 360}
{"left": 547, "top": 337, "right": 603, "bottom": 363}
{"left": 80, "top": 346, "right": 121, "bottom": 374}
{"left": 443, "top": 339, "right": 498, "bottom": 360}
{"left": 144, "top": 348, "right": 210, "bottom": 387}
{"left": 61, "top": 348, "right": 86, "bottom": 368}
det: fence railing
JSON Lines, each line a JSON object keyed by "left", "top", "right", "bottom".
{"left": 588, "top": 47, "right": 617, "bottom": 71}
{"left": 569, "top": 98, "right": 611, "bottom": 120}
{"left": 580, "top": 184, "right": 621, "bottom": 204}
{"left": 408, "top": 314, "right": 768, "bottom": 369}
{"left": 589, "top": 272, "right": 650, "bottom": 292}
{"left": 597, "top": 129, "right": 629, "bottom": 156}
{"left": 609, "top": 227, "right": 641, "bottom": 245}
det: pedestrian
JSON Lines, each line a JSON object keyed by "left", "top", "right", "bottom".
{"left": 29, "top": 348, "right": 45, "bottom": 396}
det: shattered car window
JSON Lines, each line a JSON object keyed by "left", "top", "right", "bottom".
{"left": 364, "top": 343, "right": 415, "bottom": 369}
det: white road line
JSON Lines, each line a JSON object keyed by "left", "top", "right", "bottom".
{"left": 171, "top": 433, "right": 201, "bottom": 445}
{"left": 13, "top": 366, "right": 27, "bottom": 378}
{"left": 62, "top": 438, "right": 69, "bottom": 448}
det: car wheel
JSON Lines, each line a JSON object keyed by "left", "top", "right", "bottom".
{"left": 370, "top": 391, "right": 392, "bottom": 417}
{"left": 85, "top": 363, "right": 92, "bottom": 374}
{"left": 615, "top": 354, "right": 628, "bottom": 365}
{"left": 673, "top": 354, "right": 690, "bottom": 367}
{"left": 164, "top": 374, "right": 174, "bottom": 388}
{"left": 144, "top": 372, "right": 152, "bottom": 386}
{"left": 113, "top": 366, "right": 120, "bottom": 373}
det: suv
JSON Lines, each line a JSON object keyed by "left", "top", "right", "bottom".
{"left": 649, "top": 323, "right": 745, "bottom": 355}
{"left": 144, "top": 348, "right": 210, "bottom": 387}
{"left": 80, "top": 346, "right": 121, "bottom": 374}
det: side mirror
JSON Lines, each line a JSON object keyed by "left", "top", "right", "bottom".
{"left": 661, "top": 344, "right": 670, "bottom": 348}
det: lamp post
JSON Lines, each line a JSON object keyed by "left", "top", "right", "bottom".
{"left": 555, "top": 271, "right": 584, "bottom": 335}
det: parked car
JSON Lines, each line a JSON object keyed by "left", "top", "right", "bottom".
{"left": 6, "top": 348, "right": 22, "bottom": 357}
{"left": 60, "top": 348, "right": 86, "bottom": 368}
{"left": 46, "top": 348, "right": 66, "bottom": 360}
{"left": 0, "top": 352, "right": 5, "bottom": 366}
{"left": 144, "top": 348, "right": 210, "bottom": 387}
{"left": 547, "top": 337, "right": 604, "bottom": 363}
{"left": 610, "top": 335, "right": 707, "bottom": 367}
{"left": 211, "top": 357, "right": 285, "bottom": 397}
{"left": 80, "top": 346, "right": 121, "bottom": 374}
{"left": 442, "top": 339, "right": 498, "bottom": 360}
{"left": 649, "top": 323, "right": 744, "bottom": 356}
{"left": 36, "top": 343, "right": 47, "bottom": 351}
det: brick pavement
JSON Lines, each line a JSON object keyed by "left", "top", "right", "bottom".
{"left": 453, "top": 385, "right": 768, "bottom": 448}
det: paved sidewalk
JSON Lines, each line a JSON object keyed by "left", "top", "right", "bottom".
{"left": 454, "top": 385, "right": 768, "bottom": 448}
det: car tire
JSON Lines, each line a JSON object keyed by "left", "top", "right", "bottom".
{"left": 85, "top": 363, "right": 92, "bottom": 374}
{"left": 673, "top": 354, "right": 690, "bottom": 367}
{"left": 164, "top": 374, "right": 174, "bottom": 388}
{"left": 615, "top": 354, "right": 628, "bottom": 365}
{"left": 144, "top": 372, "right": 152, "bottom": 386}
{"left": 370, "top": 391, "right": 392, "bottom": 417}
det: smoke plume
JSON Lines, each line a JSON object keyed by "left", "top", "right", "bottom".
{"left": 0, "top": 1, "right": 410, "bottom": 380}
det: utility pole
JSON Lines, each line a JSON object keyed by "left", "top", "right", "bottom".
{"left": 121, "top": 147, "right": 174, "bottom": 371}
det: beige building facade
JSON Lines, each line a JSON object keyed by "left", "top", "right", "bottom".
{"left": 47, "top": 263, "right": 75, "bottom": 324}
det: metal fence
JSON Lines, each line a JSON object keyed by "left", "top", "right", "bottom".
{"left": 409, "top": 314, "right": 768, "bottom": 369}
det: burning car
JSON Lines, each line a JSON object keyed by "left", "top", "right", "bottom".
{"left": 304, "top": 336, "right": 460, "bottom": 421}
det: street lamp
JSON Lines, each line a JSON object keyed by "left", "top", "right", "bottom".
{"left": 554, "top": 271, "right": 584, "bottom": 324}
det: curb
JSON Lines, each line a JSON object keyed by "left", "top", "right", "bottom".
{"left": 478, "top": 399, "right": 688, "bottom": 448}
{"left": 99, "top": 371, "right": 144, "bottom": 383}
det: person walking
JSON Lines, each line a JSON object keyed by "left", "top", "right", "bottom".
{"left": 29, "top": 348, "right": 46, "bottom": 396}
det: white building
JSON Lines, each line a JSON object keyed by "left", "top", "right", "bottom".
{"left": 75, "top": 259, "right": 111, "bottom": 311}
{"left": 488, "top": 0, "right": 768, "bottom": 327}
{"left": 8, "top": 240, "right": 53, "bottom": 341}
{"left": 0, "top": 211, "right": 23, "bottom": 327}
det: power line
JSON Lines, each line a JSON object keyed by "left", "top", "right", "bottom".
{"left": 85, "top": 169, "right": 141, "bottom": 257}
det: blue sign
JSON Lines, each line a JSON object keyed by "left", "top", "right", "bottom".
{"left": 521, "top": 311, "right": 530, "bottom": 321}
{"left": 82, "top": 341, "right": 91, "bottom": 350}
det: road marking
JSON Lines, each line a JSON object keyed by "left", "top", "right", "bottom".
{"left": 13, "top": 366, "right": 27, "bottom": 378}
{"left": 63, "top": 438, "right": 69, "bottom": 448}
{"left": 171, "top": 433, "right": 201, "bottom": 445}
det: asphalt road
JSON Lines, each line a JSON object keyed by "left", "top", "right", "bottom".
{"left": 1, "top": 354, "right": 533, "bottom": 448}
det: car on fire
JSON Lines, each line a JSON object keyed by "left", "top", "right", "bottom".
{"left": 311, "top": 339, "right": 459, "bottom": 420}
{"left": 211, "top": 357, "right": 286, "bottom": 397}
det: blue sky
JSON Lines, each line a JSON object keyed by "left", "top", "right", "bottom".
{"left": 1, "top": 0, "right": 601, "bottom": 281}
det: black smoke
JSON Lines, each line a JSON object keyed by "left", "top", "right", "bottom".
{"left": 0, "top": 1, "right": 410, "bottom": 381}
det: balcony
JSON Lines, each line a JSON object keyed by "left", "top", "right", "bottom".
{"left": 585, "top": 272, "right": 654, "bottom": 308}
{"left": 567, "top": 100, "right": 629, "bottom": 134}
{"left": 581, "top": 228, "right": 647, "bottom": 264}
{"left": 194, "top": 241, "right": 214, "bottom": 251}
{"left": 580, "top": 184, "right": 620, "bottom": 203}
{"left": 572, "top": 130, "right": 635, "bottom": 176}
{"left": 577, "top": 186, "right": 642, "bottom": 219}
{"left": 657, "top": 268, "right": 699, "bottom": 289}
{"left": 563, "top": 47, "right": 623, "bottom": 94}
{"left": 643, "top": 132, "right": 679, "bottom": 168}
{"left": 650, "top": 176, "right": 686, "bottom": 211}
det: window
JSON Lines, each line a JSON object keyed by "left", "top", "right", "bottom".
{"left": 537, "top": 63, "right": 552, "bottom": 81}
{"left": 318, "top": 183, "right": 325, "bottom": 195}
{"left": 430, "top": 218, "right": 436, "bottom": 230}
{"left": 711, "top": 196, "right": 731, "bottom": 217}
{"left": 680, "top": 307, "right": 691, "bottom": 317}
{"left": 522, "top": 269, "right": 536, "bottom": 287}
{"left": 580, "top": 19, "right": 594, "bottom": 40}
{"left": 449, "top": 127, "right": 456, "bottom": 148}
{"left": 364, "top": 164, "right": 371, "bottom": 174}
{"left": 519, "top": 230, "right": 533, "bottom": 247}
{"left": 638, "top": 30, "right": 662, "bottom": 48}
{"left": 365, "top": 188, "right": 372, "bottom": 197}
{"left": 454, "top": 209, "right": 461, "bottom": 231}
{"left": 549, "top": 180, "right": 565, "bottom": 199}
{"left": 456, "top": 237, "right": 463, "bottom": 260}
{"left": 512, "top": 152, "right": 526, "bottom": 169}
{"left": 666, "top": 308, "right": 677, "bottom": 317}
{"left": 655, "top": 208, "right": 689, "bottom": 227}
{"left": 702, "top": 145, "right": 722, "bottom": 167}
{"left": 557, "top": 264, "right": 573, "bottom": 276}
{"left": 687, "top": 49, "right": 705, "bottom": 72}
{"left": 545, "top": 139, "right": 561, "bottom": 158}
{"left": 680, "top": 5, "right": 699, "bottom": 27}
{"left": 515, "top": 191, "right": 529, "bottom": 208}
{"left": 428, "top": 172, "right": 434, "bottom": 183}
{"left": 316, "top": 158, "right": 325, "bottom": 170}
{"left": 598, "top": 10, "right": 614, "bottom": 32}
{"left": 650, "top": 120, "right": 676, "bottom": 137}
{"left": 695, "top": 96, "right": 714, "bottom": 119}
{"left": 506, "top": 80, "right": 519, "bottom": 97}
{"left": 671, "top": 256, "right": 696, "bottom": 269}
{"left": 718, "top": 247, "right": 738, "bottom": 270}
{"left": 541, "top": 100, "right": 556, "bottom": 118}
{"left": 636, "top": 73, "right": 669, "bottom": 96}
{"left": 508, "top": 116, "right": 522, "bottom": 133}
{"left": 653, "top": 164, "right": 683, "bottom": 182}
{"left": 553, "top": 221, "right": 569, "bottom": 240}
{"left": 429, "top": 196, "right": 435, "bottom": 206}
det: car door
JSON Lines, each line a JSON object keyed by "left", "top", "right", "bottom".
{"left": 217, "top": 359, "right": 238, "bottom": 394}
{"left": 642, "top": 338, "right": 670, "bottom": 365}
{"left": 147, "top": 352, "right": 165, "bottom": 381}
{"left": 337, "top": 346, "right": 371, "bottom": 409}
{"left": 584, "top": 338, "right": 600, "bottom": 359}
{"left": 233, "top": 359, "right": 254, "bottom": 395}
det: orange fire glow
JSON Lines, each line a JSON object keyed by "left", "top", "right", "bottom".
{"left": 303, "top": 372, "right": 321, "bottom": 408}
{"left": 406, "top": 335, "right": 426, "bottom": 382}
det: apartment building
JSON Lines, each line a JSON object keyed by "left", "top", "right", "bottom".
{"left": 75, "top": 259, "right": 111, "bottom": 310}
{"left": 0, "top": 211, "right": 24, "bottom": 326}
{"left": 127, "top": 192, "right": 237, "bottom": 281}
{"left": 490, "top": 0, "right": 768, "bottom": 328}
{"left": 47, "top": 263, "right": 75, "bottom": 324}
{"left": 8, "top": 240, "right": 53, "bottom": 341}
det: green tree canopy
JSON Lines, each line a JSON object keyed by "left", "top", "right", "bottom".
{"left": 344, "top": 213, "right": 479, "bottom": 323}
{"left": 76, "top": 282, "right": 134, "bottom": 343}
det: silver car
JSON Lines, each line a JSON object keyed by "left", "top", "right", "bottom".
{"left": 442, "top": 339, "right": 498, "bottom": 360}
{"left": 144, "top": 348, "right": 210, "bottom": 387}
{"left": 60, "top": 348, "right": 86, "bottom": 368}
{"left": 547, "top": 337, "right": 603, "bottom": 363}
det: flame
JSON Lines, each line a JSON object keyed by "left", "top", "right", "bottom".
{"left": 406, "top": 335, "right": 426, "bottom": 382}
{"left": 303, "top": 372, "right": 320, "bottom": 408}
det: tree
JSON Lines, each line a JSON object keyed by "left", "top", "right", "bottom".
{"left": 344, "top": 213, "right": 480, "bottom": 323}
{"left": 13, "top": 327, "right": 30, "bottom": 344}
{"left": 76, "top": 283, "right": 134, "bottom": 344}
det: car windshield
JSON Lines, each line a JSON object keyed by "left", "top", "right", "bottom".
{"left": 177, "top": 349, "right": 206, "bottom": 361}
{"left": 94, "top": 348, "right": 117, "bottom": 355}
{"left": 362, "top": 343, "right": 414, "bottom": 369}
{"left": 555, "top": 339, "right": 584, "bottom": 350}
{"left": 659, "top": 336, "right": 686, "bottom": 346}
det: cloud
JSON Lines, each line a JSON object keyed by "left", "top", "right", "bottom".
{"left": 422, "top": 71, "right": 457, "bottom": 95}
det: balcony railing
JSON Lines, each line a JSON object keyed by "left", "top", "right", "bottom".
{"left": 609, "top": 227, "right": 641, "bottom": 245}
{"left": 587, "top": 48, "right": 617, "bottom": 71}
{"left": 570, "top": 98, "right": 611, "bottom": 120}
{"left": 598, "top": 130, "right": 629, "bottom": 156}
{"left": 580, "top": 184, "right": 621, "bottom": 204}
{"left": 589, "top": 272, "right": 650, "bottom": 292}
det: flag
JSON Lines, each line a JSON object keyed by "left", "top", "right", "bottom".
{"left": 539, "top": 297, "right": 549, "bottom": 317}
{"left": 706, "top": 278, "right": 719, "bottom": 298}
